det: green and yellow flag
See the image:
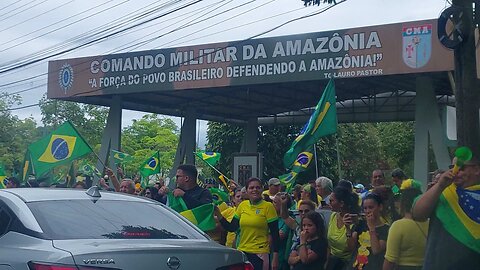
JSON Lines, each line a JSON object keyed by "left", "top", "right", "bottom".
{"left": 139, "top": 151, "right": 161, "bottom": 178}
{"left": 195, "top": 151, "right": 221, "bottom": 166}
{"left": 284, "top": 79, "right": 337, "bottom": 169}
{"left": 167, "top": 192, "right": 216, "bottom": 231}
{"left": 21, "top": 150, "right": 34, "bottom": 182}
{"left": 28, "top": 121, "right": 92, "bottom": 177}
{"left": 209, "top": 187, "right": 230, "bottom": 204}
{"left": 436, "top": 183, "right": 480, "bottom": 253}
{"left": 111, "top": 149, "right": 134, "bottom": 164}
{"left": 180, "top": 203, "right": 216, "bottom": 232}
{"left": 0, "top": 163, "right": 6, "bottom": 189}
{"left": 78, "top": 162, "right": 102, "bottom": 177}
{"left": 278, "top": 171, "right": 298, "bottom": 192}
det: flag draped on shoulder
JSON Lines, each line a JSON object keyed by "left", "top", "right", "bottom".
{"left": 195, "top": 151, "right": 221, "bottom": 166}
{"left": 167, "top": 192, "right": 216, "bottom": 231}
{"left": 139, "top": 151, "right": 160, "bottom": 178}
{"left": 111, "top": 149, "right": 133, "bottom": 164}
{"left": 284, "top": 79, "right": 337, "bottom": 169}
{"left": 28, "top": 121, "right": 92, "bottom": 177}
{"left": 0, "top": 163, "right": 6, "bottom": 189}
{"left": 436, "top": 183, "right": 480, "bottom": 253}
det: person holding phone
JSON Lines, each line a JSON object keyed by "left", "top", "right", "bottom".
{"left": 345, "top": 193, "right": 389, "bottom": 270}
{"left": 326, "top": 186, "right": 360, "bottom": 270}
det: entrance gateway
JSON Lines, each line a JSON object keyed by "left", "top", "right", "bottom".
{"left": 48, "top": 19, "right": 455, "bottom": 187}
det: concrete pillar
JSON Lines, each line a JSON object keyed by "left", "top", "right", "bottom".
{"left": 95, "top": 96, "right": 122, "bottom": 185}
{"left": 168, "top": 110, "right": 197, "bottom": 188}
{"left": 241, "top": 117, "right": 258, "bottom": 153}
{"left": 414, "top": 77, "right": 451, "bottom": 186}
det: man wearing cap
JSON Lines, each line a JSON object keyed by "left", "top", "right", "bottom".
{"left": 412, "top": 156, "right": 480, "bottom": 269}
{"left": 262, "top": 177, "right": 281, "bottom": 200}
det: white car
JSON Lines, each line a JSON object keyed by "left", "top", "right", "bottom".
{"left": 0, "top": 187, "right": 252, "bottom": 270}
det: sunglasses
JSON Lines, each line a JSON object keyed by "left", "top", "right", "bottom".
{"left": 298, "top": 209, "right": 311, "bottom": 214}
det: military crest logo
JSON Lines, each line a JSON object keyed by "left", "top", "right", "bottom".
{"left": 58, "top": 63, "right": 74, "bottom": 94}
{"left": 402, "top": 24, "right": 432, "bottom": 68}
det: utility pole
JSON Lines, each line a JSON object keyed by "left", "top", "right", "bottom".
{"left": 452, "top": 0, "right": 480, "bottom": 156}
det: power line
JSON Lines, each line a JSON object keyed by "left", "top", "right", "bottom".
{"left": 1, "top": 0, "right": 345, "bottom": 101}
{"left": 0, "top": 0, "right": 35, "bottom": 19}
{"left": 0, "top": 0, "right": 75, "bottom": 33}
{"left": 0, "top": 0, "right": 24, "bottom": 13}
{"left": 0, "top": 0, "right": 204, "bottom": 74}
{"left": 0, "top": 0, "right": 50, "bottom": 24}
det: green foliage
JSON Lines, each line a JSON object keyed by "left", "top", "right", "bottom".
{"left": 376, "top": 122, "right": 415, "bottom": 175}
{"left": 0, "top": 93, "right": 39, "bottom": 175}
{"left": 205, "top": 122, "right": 244, "bottom": 177}
{"left": 206, "top": 121, "right": 416, "bottom": 187}
{"left": 38, "top": 95, "right": 108, "bottom": 146}
{"left": 338, "top": 123, "right": 384, "bottom": 184}
{"left": 121, "top": 114, "right": 179, "bottom": 177}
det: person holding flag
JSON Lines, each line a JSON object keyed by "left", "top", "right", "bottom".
{"left": 172, "top": 164, "right": 213, "bottom": 209}
{"left": 412, "top": 151, "right": 480, "bottom": 269}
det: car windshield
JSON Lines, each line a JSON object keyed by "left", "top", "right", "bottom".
{"left": 27, "top": 200, "right": 205, "bottom": 240}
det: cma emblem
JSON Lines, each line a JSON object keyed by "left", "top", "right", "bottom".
{"left": 83, "top": 259, "right": 115, "bottom": 265}
{"left": 404, "top": 26, "right": 431, "bottom": 36}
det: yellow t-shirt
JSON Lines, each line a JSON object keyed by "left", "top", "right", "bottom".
{"left": 384, "top": 218, "right": 429, "bottom": 266}
{"left": 327, "top": 212, "right": 351, "bottom": 260}
{"left": 221, "top": 206, "right": 237, "bottom": 248}
{"left": 234, "top": 199, "right": 278, "bottom": 254}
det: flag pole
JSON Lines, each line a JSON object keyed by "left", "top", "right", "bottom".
{"left": 313, "top": 143, "right": 319, "bottom": 179}
{"left": 194, "top": 152, "right": 239, "bottom": 187}
{"left": 336, "top": 134, "right": 342, "bottom": 179}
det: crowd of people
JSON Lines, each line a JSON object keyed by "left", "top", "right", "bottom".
{"left": 3, "top": 157, "right": 479, "bottom": 270}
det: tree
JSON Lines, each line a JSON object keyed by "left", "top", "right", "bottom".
{"left": 121, "top": 114, "right": 179, "bottom": 177}
{"left": 0, "top": 93, "right": 39, "bottom": 175}
{"left": 38, "top": 95, "right": 108, "bottom": 147}
{"left": 205, "top": 122, "right": 244, "bottom": 177}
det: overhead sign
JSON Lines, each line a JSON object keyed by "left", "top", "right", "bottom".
{"left": 47, "top": 19, "right": 453, "bottom": 98}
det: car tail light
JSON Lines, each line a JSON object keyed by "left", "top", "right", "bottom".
{"left": 29, "top": 262, "right": 78, "bottom": 270}
{"left": 217, "top": 262, "right": 254, "bottom": 270}
{"left": 29, "top": 262, "right": 116, "bottom": 270}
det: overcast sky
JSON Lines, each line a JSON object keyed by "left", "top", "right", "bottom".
{"left": 0, "top": 0, "right": 447, "bottom": 148}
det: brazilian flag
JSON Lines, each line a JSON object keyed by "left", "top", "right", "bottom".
{"left": 195, "top": 151, "right": 221, "bottom": 166}
{"left": 436, "top": 183, "right": 480, "bottom": 253}
{"left": 28, "top": 121, "right": 93, "bottom": 177}
{"left": 167, "top": 193, "right": 216, "bottom": 231}
{"left": 139, "top": 151, "right": 161, "bottom": 178}
{"left": 209, "top": 187, "right": 230, "bottom": 204}
{"left": 0, "top": 163, "right": 6, "bottom": 189}
{"left": 78, "top": 162, "right": 102, "bottom": 177}
{"left": 111, "top": 149, "right": 134, "bottom": 164}
{"left": 279, "top": 171, "right": 298, "bottom": 192}
{"left": 291, "top": 146, "right": 314, "bottom": 174}
{"left": 284, "top": 79, "right": 337, "bottom": 169}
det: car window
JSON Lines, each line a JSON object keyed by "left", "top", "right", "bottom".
{"left": 27, "top": 200, "right": 205, "bottom": 240}
{"left": 0, "top": 207, "right": 12, "bottom": 236}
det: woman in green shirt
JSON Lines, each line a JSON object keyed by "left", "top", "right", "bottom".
{"left": 326, "top": 186, "right": 360, "bottom": 270}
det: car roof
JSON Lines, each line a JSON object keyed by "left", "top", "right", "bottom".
{"left": 0, "top": 188, "right": 152, "bottom": 203}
